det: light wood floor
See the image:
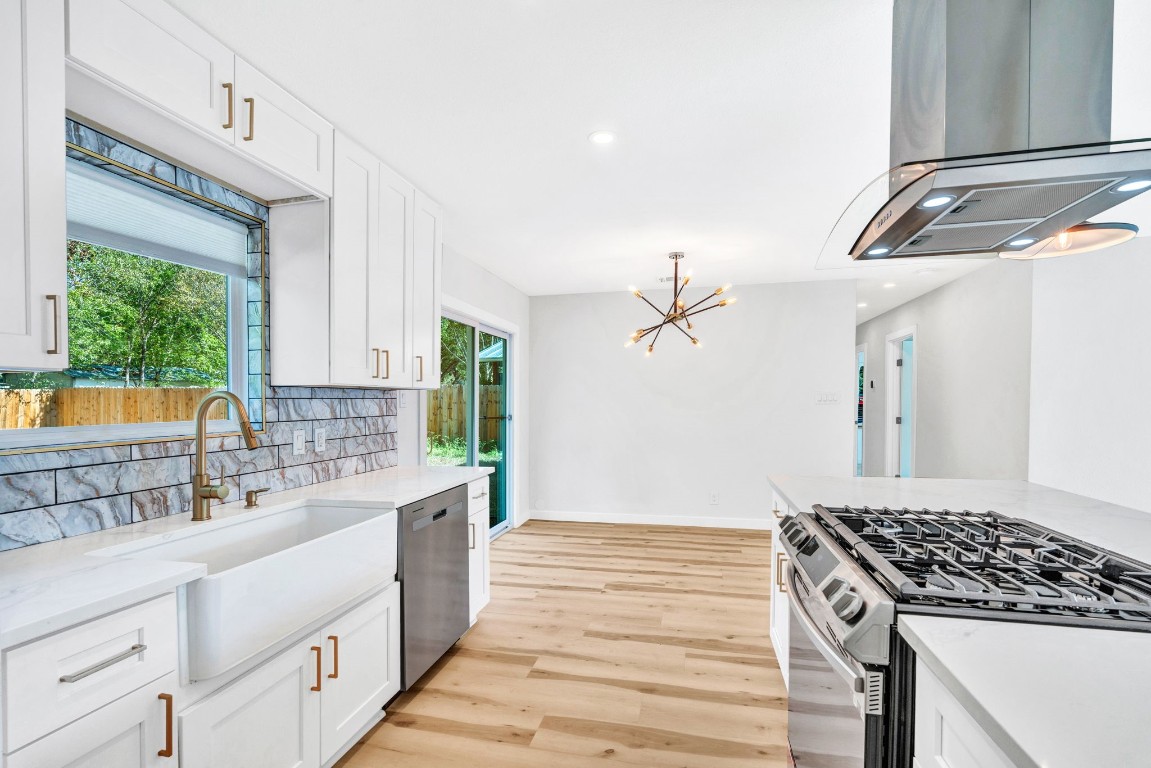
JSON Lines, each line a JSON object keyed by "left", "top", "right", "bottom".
{"left": 337, "top": 520, "right": 788, "bottom": 768}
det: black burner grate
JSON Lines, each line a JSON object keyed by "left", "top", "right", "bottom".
{"left": 814, "top": 505, "right": 1151, "bottom": 626}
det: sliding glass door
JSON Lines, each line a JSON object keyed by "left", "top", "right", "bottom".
{"left": 427, "top": 316, "right": 511, "bottom": 535}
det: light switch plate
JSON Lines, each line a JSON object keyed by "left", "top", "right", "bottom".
{"left": 293, "top": 428, "right": 307, "bottom": 456}
{"left": 399, "top": 391, "right": 408, "bottom": 408}
{"left": 314, "top": 428, "right": 327, "bottom": 452}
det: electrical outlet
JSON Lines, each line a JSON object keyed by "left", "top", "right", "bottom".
{"left": 709, "top": 492, "right": 720, "bottom": 506}
{"left": 293, "top": 428, "right": 306, "bottom": 456}
{"left": 314, "top": 428, "right": 327, "bottom": 452}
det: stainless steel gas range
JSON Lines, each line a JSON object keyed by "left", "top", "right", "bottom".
{"left": 779, "top": 504, "right": 1151, "bottom": 768}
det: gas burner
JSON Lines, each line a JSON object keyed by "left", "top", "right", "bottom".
{"left": 813, "top": 504, "right": 1151, "bottom": 629}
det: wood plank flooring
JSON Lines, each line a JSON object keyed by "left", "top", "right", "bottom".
{"left": 337, "top": 521, "right": 788, "bottom": 768}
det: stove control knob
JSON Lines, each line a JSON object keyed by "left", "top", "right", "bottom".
{"left": 832, "top": 588, "right": 865, "bottom": 623}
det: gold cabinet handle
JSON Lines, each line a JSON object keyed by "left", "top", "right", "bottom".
{"left": 381, "top": 349, "right": 390, "bottom": 379}
{"left": 327, "top": 635, "right": 340, "bottom": 679}
{"left": 776, "top": 553, "right": 788, "bottom": 592}
{"left": 772, "top": 506, "right": 783, "bottom": 520}
{"left": 310, "top": 645, "right": 322, "bottom": 691}
{"left": 222, "top": 82, "right": 234, "bottom": 129}
{"left": 243, "top": 97, "right": 255, "bottom": 141}
{"left": 46, "top": 294, "right": 60, "bottom": 355}
{"left": 469, "top": 522, "right": 476, "bottom": 550}
{"left": 157, "top": 693, "right": 174, "bottom": 757}
{"left": 372, "top": 348, "right": 381, "bottom": 379}
{"left": 416, "top": 355, "right": 424, "bottom": 382}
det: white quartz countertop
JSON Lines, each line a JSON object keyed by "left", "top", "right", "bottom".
{"left": 0, "top": 465, "right": 491, "bottom": 648}
{"left": 899, "top": 615, "right": 1151, "bottom": 768}
{"left": 768, "top": 474, "right": 1151, "bottom": 768}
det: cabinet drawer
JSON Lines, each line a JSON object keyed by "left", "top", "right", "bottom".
{"left": 467, "top": 478, "right": 490, "bottom": 515}
{"left": 4, "top": 594, "right": 178, "bottom": 752}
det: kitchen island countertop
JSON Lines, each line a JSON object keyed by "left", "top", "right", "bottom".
{"left": 0, "top": 465, "right": 492, "bottom": 648}
{"left": 768, "top": 474, "right": 1151, "bottom": 768}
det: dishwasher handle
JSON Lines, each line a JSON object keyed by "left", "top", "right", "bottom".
{"left": 412, "top": 505, "right": 457, "bottom": 531}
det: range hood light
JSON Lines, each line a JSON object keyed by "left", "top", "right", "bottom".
{"left": 1007, "top": 237, "right": 1038, "bottom": 247}
{"left": 918, "top": 194, "right": 956, "bottom": 209}
{"left": 1115, "top": 179, "right": 1151, "bottom": 193}
{"left": 1000, "top": 222, "right": 1138, "bottom": 260}
{"left": 866, "top": 246, "right": 891, "bottom": 256}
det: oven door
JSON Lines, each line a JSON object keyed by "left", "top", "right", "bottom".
{"left": 786, "top": 565, "right": 884, "bottom": 768}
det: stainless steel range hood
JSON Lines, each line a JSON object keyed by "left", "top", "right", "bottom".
{"left": 847, "top": 0, "right": 1151, "bottom": 262}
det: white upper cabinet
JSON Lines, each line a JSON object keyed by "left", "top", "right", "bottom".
{"left": 411, "top": 191, "right": 443, "bottom": 389}
{"left": 65, "top": 0, "right": 333, "bottom": 196}
{"left": 330, "top": 134, "right": 381, "bottom": 387}
{"left": 233, "top": 59, "right": 333, "bottom": 197}
{"left": 376, "top": 164, "right": 415, "bottom": 388}
{"left": 65, "top": 0, "right": 234, "bottom": 142}
{"left": 0, "top": 0, "right": 67, "bottom": 372}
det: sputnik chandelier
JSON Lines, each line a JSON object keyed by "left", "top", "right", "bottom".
{"left": 624, "top": 252, "right": 736, "bottom": 355}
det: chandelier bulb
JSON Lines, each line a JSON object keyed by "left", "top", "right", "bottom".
{"left": 624, "top": 339, "right": 634, "bottom": 348}
{"left": 687, "top": 321, "right": 693, "bottom": 330}
{"left": 645, "top": 344, "right": 654, "bottom": 357}
{"left": 719, "top": 296, "right": 737, "bottom": 307}
{"left": 691, "top": 337, "right": 701, "bottom": 347}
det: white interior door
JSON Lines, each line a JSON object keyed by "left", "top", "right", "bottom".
{"left": 885, "top": 327, "right": 916, "bottom": 478}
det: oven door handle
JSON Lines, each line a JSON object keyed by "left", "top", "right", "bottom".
{"left": 784, "top": 564, "right": 866, "bottom": 693}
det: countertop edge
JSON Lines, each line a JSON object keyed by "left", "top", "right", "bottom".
{"left": 897, "top": 617, "right": 1039, "bottom": 768}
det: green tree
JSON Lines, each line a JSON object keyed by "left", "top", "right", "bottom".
{"left": 439, "top": 316, "right": 471, "bottom": 386}
{"left": 66, "top": 241, "right": 228, "bottom": 387}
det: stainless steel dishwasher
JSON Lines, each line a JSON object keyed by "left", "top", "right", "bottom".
{"left": 397, "top": 484, "right": 469, "bottom": 689}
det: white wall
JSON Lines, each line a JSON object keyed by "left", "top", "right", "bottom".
{"left": 418, "top": 244, "right": 531, "bottom": 527}
{"left": 856, "top": 259, "right": 1033, "bottom": 480}
{"left": 1030, "top": 236, "right": 1151, "bottom": 512}
{"left": 528, "top": 280, "right": 856, "bottom": 527}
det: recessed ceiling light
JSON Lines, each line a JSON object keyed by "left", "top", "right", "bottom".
{"left": 866, "top": 246, "right": 891, "bottom": 256}
{"left": 1007, "top": 237, "right": 1038, "bottom": 247}
{"left": 588, "top": 130, "right": 616, "bottom": 145}
{"left": 883, "top": 282, "right": 896, "bottom": 288}
{"left": 857, "top": 302, "right": 868, "bottom": 308}
{"left": 919, "top": 194, "right": 956, "bottom": 209}
{"left": 1115, "top": 179, "right": 1151, "bottom": 193}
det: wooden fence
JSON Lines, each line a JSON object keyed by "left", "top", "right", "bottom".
{"left": 0, "top": 387, "right": 225, "bottom": 429}
{"left": 427, "top": 384, "right": 504, "bottom": 442}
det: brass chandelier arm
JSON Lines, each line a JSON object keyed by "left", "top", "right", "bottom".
{"left": 637, "top": 293, "right": 669, "bottom": 317}
{"left": 666, "top": 319, "right": 696, "bottom": 342}
{"left": 683, "top": 301, "right": 728, "bottom": 318}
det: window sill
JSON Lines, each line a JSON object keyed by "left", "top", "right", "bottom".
{"left": 0, "top": 419, "right": 253, "bottom": 454}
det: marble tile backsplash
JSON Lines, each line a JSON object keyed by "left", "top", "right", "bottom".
{"left": 0, "top": 389, "right": 399, "bottom": 551}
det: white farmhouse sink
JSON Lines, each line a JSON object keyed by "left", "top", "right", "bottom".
{"left": 93, "top": 501, "right": 396, "bottom": 680}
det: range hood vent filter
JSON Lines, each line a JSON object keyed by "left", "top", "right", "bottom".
{"left": 899, "top": 222, "right": 1030, "bottom": 254}
{"left": 938, "top": 180, "right": 1113, "bottom": 225}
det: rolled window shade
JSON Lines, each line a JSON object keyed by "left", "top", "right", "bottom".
{"left": 66, "top": 158, "right": 249, "bottom": 277}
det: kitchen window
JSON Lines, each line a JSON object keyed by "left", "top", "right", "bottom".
{"left": 0, "top": 153, "right": 263, "bottom": 449}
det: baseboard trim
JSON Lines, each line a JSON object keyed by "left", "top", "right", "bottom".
{"left": 528, "top": 509, "right": 769, "bottom": 530}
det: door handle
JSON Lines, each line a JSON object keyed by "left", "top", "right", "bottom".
{"left": 222, "top": 82, "right": 234, "bottom": 129}
{"left": 46, "top": 295, "right": 61, "bottom": 355}
{"left": 416, "top": 355, "right": 424, "bottom": 382}
{"left": 157, "top": 693, "right": 174, "bottom": 757}
{"left": 381, "top": 349, "right": 390, "bottom": 379}
{"left": 310, "top": 645, "right": 322, "bottom": 691}
{"left": 243, "top": 97, "right": 255, "bottom": 141}
{"left": 372, "top": 348, "right": 381, "bottom": 378}
{"left": 327, "top": 635, "right": 339, "bottom": 679}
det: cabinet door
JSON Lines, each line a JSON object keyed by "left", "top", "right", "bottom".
{"left": 7, "top": 674, "right": 178, "bottom": 768}
{"left": 234, "top": 58, "right": 333, "bottom": 197}
{"left": 769, "top": 514, "right": 790, "bottom": 688}
{"left": 468, "top": 507, "right": 491, "bottom": 625}
{"left": 180, "top": 638, "right": 321, "bottom": 768}
{"left": 375, "top": 163, "right": 415, "bottom": 388}
{"left": 914, "top": 659, "right": 1018, "bottom": 768}
{"left": 65, "top": 0, "right": 234, "bottom": 142}
{"left": 319, "top": 585, "right": 401, "bottom": 764}
{"left": 411, "top": 191, "right": 443, "bottom": 389}
{"left": 329, "top": 133, "right": 380, "bottom": 387}
{"left": 0, "top": 0, "right": 66, "bottom": 371}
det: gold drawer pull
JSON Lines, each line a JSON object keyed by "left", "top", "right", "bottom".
{"left": 381, "top": 349, "right": 390, "bottom": 379}
{"left": 222, "top": 82, "right": 234, "bottom": 129}
{"left": 772, "top": 506, "right": 784, "bottom": 520}
{"left": 243, "top": 97, "right": 255, "bottom": 141}
{"left": 776, "top": 553, "right": 788, "bottom": 593}
{"left": 157, "top": 693, "right": 174, "bottom": 757}
{"left": 310, "top": 645, "right": 322, "bottom": 691}
{"left": 328, "top": 635, "right": 339, "bottom": 679}
{"left": 59, "top": 643, "right": 147, "bottom": 683}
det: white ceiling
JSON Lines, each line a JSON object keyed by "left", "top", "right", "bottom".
{"left": 166, "top": 0, "right": 995, "bottom": 318}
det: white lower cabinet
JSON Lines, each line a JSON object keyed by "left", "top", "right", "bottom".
{"left": 179, "top": 584, "right": 400, "bottom": 768}
{"left": 7, "top": 673, "right": 178, "bottom": 768}
{"left": 914, "top": 659, "right": 1018, "bottom": 768}
{"left": 468, "top": 507, "right": 491, "bottom": 625}
{"left": 769, "top": 492, "right": 790, "bottom": 688}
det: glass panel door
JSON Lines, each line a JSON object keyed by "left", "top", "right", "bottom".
{"left": 478, "top": 328, "right": 509, "bottom": 533}
{"left": 427, "top": 317, "right": 473, "bottom": 466}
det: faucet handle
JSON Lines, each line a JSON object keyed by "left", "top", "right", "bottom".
{"left": 245, "top": 488, "right": 272, "bottom": 508}
{"left": 198, "top": 484, "right": 229, "bottom": 501}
